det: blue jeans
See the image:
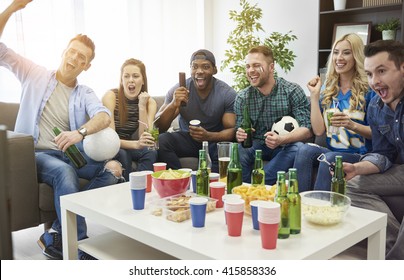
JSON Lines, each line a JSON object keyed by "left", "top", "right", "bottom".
{"left": 117, "top": 148, "right": 157, "bottom": 181}
{"left": 293, "top": 143, "right": 361, "bottom": 192}
{"left": 158, "top": 131, "right": 219, "bottom": 172}
{"left": 239, "top": 141, "right": 303, "bottom": 185}
{"left": 35, "top": 149, "right": 120, "bottom": 240}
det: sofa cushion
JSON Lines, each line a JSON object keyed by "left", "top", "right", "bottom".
{"left": 0, "top": 102, "right": 19, "bottom": 131}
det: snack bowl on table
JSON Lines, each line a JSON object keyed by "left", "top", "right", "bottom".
{"left": 152, "top": 169, "right": 191, "bottom": 198}
{"left": 301, "top": 191, "right": 351, "bottom": 225}
{"left": 150, "top": 192, "right": 217, "bottom": 222}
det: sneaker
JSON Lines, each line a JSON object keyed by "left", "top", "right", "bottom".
{"left": 37, "top": 231, "right": 63, "bottom": 260}
{"left": 79, "top": 251, "right": 97, "bottom": 260}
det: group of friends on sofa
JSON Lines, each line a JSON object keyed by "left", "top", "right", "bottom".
{"left": 1, "top": 0, "right": 402, "bottom": 260}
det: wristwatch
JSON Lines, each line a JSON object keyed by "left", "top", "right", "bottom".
{"left": 78, "top": 127, "right": 88, "bottom": 139}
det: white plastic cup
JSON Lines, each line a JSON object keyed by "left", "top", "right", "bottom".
{"left": 258, "top": 201, "right": 280, "bottom": 224}
{"left": 129, "top": 171, "right": 146, "bottom": 190}
{"left": 189, "top": 120, "right": 201, "bottom": 127}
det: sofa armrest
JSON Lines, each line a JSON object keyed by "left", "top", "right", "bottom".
{"left": 7, "top": 131, "right": 40, "bottom": 231}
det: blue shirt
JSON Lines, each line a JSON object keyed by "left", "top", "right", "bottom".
{"left": 320, "top": 89, "right": 375, "bottom": 154}
{"left": 0, "top": 42, "right": 110, "bottom": 146}
{"left": 362, "top": 95, "right": 404, "bottom": 172}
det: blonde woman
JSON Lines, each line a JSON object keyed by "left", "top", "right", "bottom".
{"left": 293, "top": 33, "right": 375, "bottom": 192}
{"left": 102, "top": 58, "right": 157, "bottom": 181}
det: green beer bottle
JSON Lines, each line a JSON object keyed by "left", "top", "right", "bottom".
{"left": 53, "top": 127, "right": 87, "bottom": 169}
{"left": 226, "top": 143, "right": 242, "bottom": 194}
{"left": 331, "top": 155, "right": 346, "bottom": 195}
{"left": 196, "top": 149, "right": 209, "bottom": 196}
{"left": 275, "top": 171, "right": 290, "bottom": 239}
{"left": 251, "top": 149, "right": 265, "bottom": 186}
{"left": 241, "top": 104, "right": 253, "bottom": 148}
{"left": 202, "top": 141, "right": 212, "bottom": 174}
{"left": 287, "top": 168, "right": 301, "bottom": 234}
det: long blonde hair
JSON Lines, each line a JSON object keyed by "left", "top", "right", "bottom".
{"left": 322, "top": 33, "right": 368, "bottom": 110}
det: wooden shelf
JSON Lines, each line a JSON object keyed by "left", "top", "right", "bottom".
{"left": 317, "top": 0, "right": 404, "bottom": 70}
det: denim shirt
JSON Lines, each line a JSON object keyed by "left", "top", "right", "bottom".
{"left": 362, "top": 95, "right": 404, "bottom": 172}
{"left": 0, "top": 42, "right": 110, "bottom": 146}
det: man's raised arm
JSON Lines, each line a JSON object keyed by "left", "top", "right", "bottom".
{"left": 0, "top": 0, "right": 32, "bottom": 39}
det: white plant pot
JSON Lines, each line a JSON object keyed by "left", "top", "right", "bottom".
{"left": 333, "top": 0, "right": 346, "bottom": 10}
{"left": 382, "top": 30, "right": 396, "bottom": 40}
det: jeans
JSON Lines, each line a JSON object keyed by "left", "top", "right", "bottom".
{"left": 293, "top": 143, "right": 361, "bottom": 192}
{"left": 158, "top": 131, "right": 219, "bottom": 172}
{"left": 35, "top": 149, "right": 120, "bottom": 241}
{"left": 239, "top": 140, "right": 303, "bottom": 185}
{"left": 117, "top": 148, "right": 157, "bottom": 181}
{"left": 347, "top": 164, "right": 404, "bottom": 259}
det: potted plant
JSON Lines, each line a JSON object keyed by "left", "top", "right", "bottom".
{"left": 220, "top": 0, "right": 297, "bottom": 92}
{"left": 376, "top": 18, "right": 400, "bottom": 40}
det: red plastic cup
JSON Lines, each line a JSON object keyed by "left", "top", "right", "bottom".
{"left": 222, "top": 194, "right": 241, "bottom": 224}
{"left": 209, "top": 172, "right": 220, "bottom": 183}
{"left": 143, "top": 171, "right": 153, "bottom": 193}
{"left": 224, "top": 198, "right": 245, "bottom": 237}
{"left": 209, "top": 181, "right": 225, "bottom": 208}
{"left": 153, "top": 162, "right": 167, "bottom": 172}
{"left": 258, "top": 201, "right": 280, "bottom": 249}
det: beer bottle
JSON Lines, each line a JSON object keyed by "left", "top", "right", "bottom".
{"left": 241, "top": 104, "right": 253, "bottom": 148}
{"left": 196, "top": 149, "right": 209, "bottom": 196}
{"left": 53, "top": 127, "right": 87, "bottom": 169}
{"left": 287, "top": 168, "right": 301, "bottom": 234}
{"left": 226, "top": 143, "right": 242, "bottom": 194}
{"left": 202, "top": 141, "right": 212, "bottom": 174}
{"left": 331, "top": 155, "right": 346, "bottom": 195}
{"left": 275, "top": 171, "right": 290, "bottom": 239}
{"left": 251, "top": 149, "right": 265, "bottom": 186}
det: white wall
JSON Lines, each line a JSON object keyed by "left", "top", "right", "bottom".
{"left": 0, "top": 0, "right": 319, "bottom": 103}
{"left": 212, "top": 0, "right": 319, "bottom": 95}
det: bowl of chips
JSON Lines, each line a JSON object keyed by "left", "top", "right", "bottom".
{"left": 232, "top": 184, "right": 276, "bottom": 215}
{"left": 152, "top": 169, "right": 191, "bottom": 198}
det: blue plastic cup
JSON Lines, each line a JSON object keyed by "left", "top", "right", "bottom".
{"left": 189, "top": 197, "right": 208, "bottom": 228}
{"left": 131, "top": 188, "right": 146, "bottom": 210}
{"left": 191, "top": 171, "right": 197, "bottom": 193}
{"left": 250, "top": 200, "right": 263, "bottom": 230}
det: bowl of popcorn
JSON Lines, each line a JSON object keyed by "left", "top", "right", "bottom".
{"left": 301, "top": 191, "right": 351, "bottom": 225}
{"left": 152, "top": 169, "right": 191, "bottom": 198}
{"left": 232, "top": 184, "right": 276, "bottom": 215}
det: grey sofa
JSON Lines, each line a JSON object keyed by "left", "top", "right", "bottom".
{"left": 0, "top": 98, "right": 197, "bottom": 232}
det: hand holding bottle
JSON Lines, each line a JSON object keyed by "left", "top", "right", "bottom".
{"left": 53, "top": 127, "right": 87, "bottom": 169}
{"left": 236, "top": 127, "right": 255, "bottom": 143}
{"left": 54, "top": 128, "right": 83, "bottom": 152}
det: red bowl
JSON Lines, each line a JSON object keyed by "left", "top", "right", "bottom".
{"left": 152, "top": 170, "right": 191, "bottom": 198}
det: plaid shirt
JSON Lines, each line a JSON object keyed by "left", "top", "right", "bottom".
{"left": 235, "top": 77, "right": 311, "bottom": 143}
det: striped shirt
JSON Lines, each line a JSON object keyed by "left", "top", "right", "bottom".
{"left": 235, "top": 77, "right": 311, "bottom": 143}
{"left": 113, "top": 90, "right": 140, "bottom": 140}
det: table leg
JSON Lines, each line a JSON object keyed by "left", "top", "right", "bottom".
{"left": 367, "top": 226, "right": 386, "bottom": 260}
{"left": 61, "top": 206, "right": 78, "bottom": 260}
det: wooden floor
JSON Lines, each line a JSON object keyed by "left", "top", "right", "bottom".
{"left": 10, "top": 220, "right": 367, "bottom": 260}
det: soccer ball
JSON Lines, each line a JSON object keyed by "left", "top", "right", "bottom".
{"left": 271, "top": 116, "right": 299, "bottom": 136}
{"left": 83, "top": 127, "right": 120, "bottom": 161}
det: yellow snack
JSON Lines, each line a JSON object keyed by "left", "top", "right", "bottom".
{"left": 232, "top": 184, "right": 276, "bottom": 215}
{"left": 157, "top": 169, "right": 189, "bottom": 179}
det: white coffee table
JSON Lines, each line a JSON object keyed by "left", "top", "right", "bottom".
{"left": 61, "top": 182, "right": 387, "bottom": 260}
